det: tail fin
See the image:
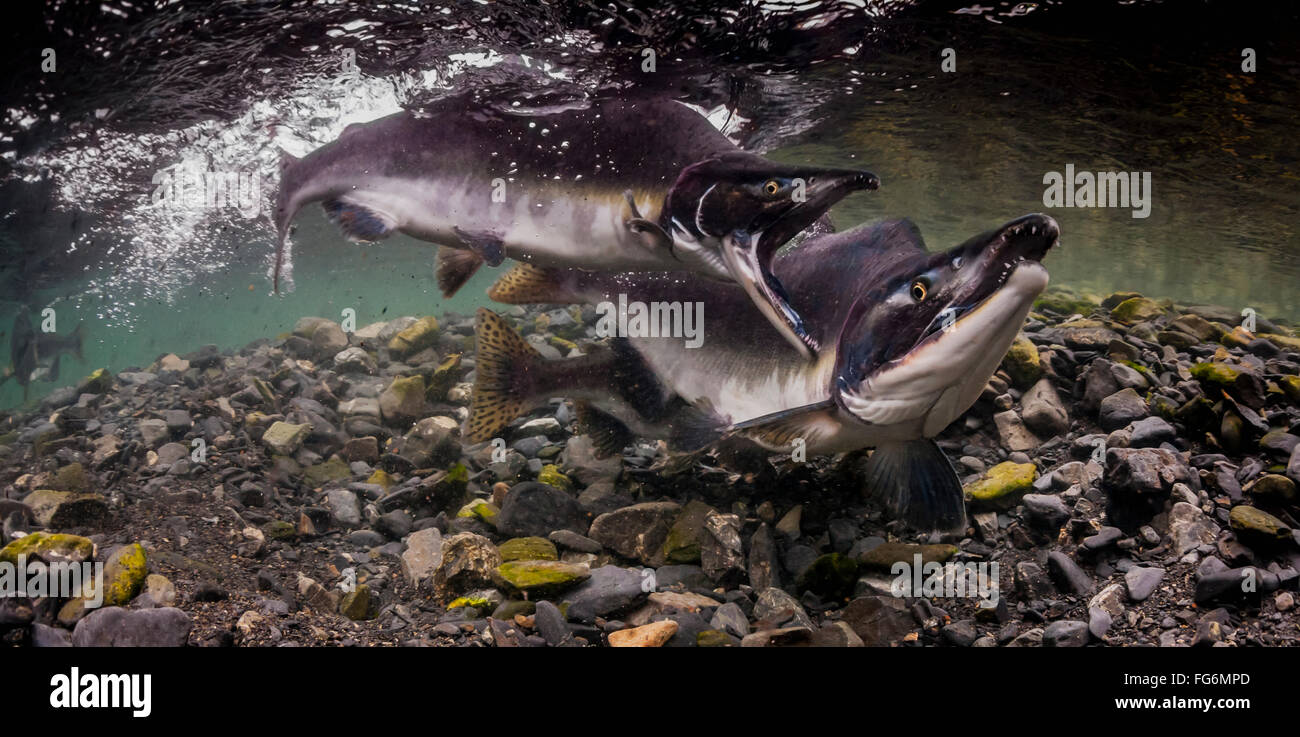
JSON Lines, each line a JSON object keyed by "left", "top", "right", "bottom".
{"left": 487, "top": 264, "right": 582, "bottom": 305}
{"left": 468, "top": 308, "right": 543, "bottom": 442}
{"left": 69, "top": 322, "right": 85, "bottom": 361}
{"left": 863, "top": 439, "right": 968, "bottom": 535}
{"left": 272, "top": 151, "right": 302, "bottom": 294}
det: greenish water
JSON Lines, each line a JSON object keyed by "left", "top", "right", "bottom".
{"left": 0, "top": 210, "right": 499, "bottom": 409}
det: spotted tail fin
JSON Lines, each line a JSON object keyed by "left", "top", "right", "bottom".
{"left": 468, "top": 308, "right": 543, "bottom": 443}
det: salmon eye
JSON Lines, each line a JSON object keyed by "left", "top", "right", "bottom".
{"left": 764, "top": 180, "right": 781, "bottom": 196}
{"left": 910, "top": 280, "right": 928, "bottom": 301}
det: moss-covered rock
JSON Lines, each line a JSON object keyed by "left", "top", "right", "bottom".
{"left": 858, "top": 542, "right": 958, "bottom": 572}
{"left": 964, "top": 462, "right": 1038, "bottom": 510}
{"left": 1034, "top": 292, "right": 1095, "bottom": 317}
{"left": 1247, "top": 474, "right": 1297, "bottom": 505}
{"left": 494, "top": 560, "right": 590, "bottom": 594}
{"left": 251, "top": 376, "right": 277, "bottom": 407}
{"left": 340, "top": 584, "right": 373, "bottom": 621}
{"left": 548, "top": 336, "right": 578, "bottom": 352}
{"left": 456, "top": 499, "right": 500, "bottom": 526}
{"left": 261, "top": 520, "right": 297, "bottom": 541}
{"left": 387, "top": 316, "right": 440, "bottom": 358}
{"left": 1101, "top": 291, "right": 1143, "bottom": 310}
{"left": 1190, "top": 362, "right": 1240, "bottom": 387}
{"left": 262, "top": 421, "right": 310, "bottom": 455}
{"left": 51, "top": 462, "right": 89, "bottom": 492}
{"left": 697, "top": 629, "right": 739, "bottom": 647}
{"left": 78, "top": 367, "right": 113, "bottom": 394}
{"left": 447, "top": 595, "right": 492, "bottom": 611}
{"left": 22, "top": 490, "right": 109, "bottom": 528}
{"left": 1279, "top": 376, "right": 1300, "bottom": 404}
{"left": 302, "top": 456, "right": 351, "bottom": 487}
{"left": 798, "top": 553, "right": 859, "bottom": 600}
{"left": 498, "top": 536, "right": 558, "bottom": 562}
{"left": 1216, "top": 324, "right": 1250, "bottom": 348}
{"left": 1000, "top": 335, "right": 1042, "bottom": 389}
{"left": 102, "top": 543, "right": 148, "bottom": 607}
{"left": 661, "top": 500, "right": 715, "bottom": 565}
{"left": 0, "top": 532, "right": 95, "bottom": 565}
{"left": 536, "top": 464, "right": 573, "bottom": 492}
{"left": 424, "top": 353, "right": 463, "bottom": 401}
{"left": 379, "top": 375, "right": 427, "bottom": 426}
{"left": 1229, "top": 506, "right": 1291, "bottom": 547}
{"left": 366, "top": 469, "right": 394, "bottom": 489}
{"left": 1110, "top": 297, "right": 1165, "bottom": 325}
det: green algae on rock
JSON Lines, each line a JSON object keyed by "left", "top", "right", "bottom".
{"left": 498, "top": 536, "right": 558, "bottom": 562}
{"left": 387, "top": 316, "right": 440, "bottom": 358}
{"left": 1229, "top": 506, "right": 1291, "bottom": 547}
{"left": 1109, "top": 296, "right": 1166, "bottom": 325}
{"left": 1000, "top": 335, "right": 1042, "bottom": 389}
{"left": 964, "top": 461, "right": 1038, "bottom": 510}
{"left": 262, "top": 420, "right": 310, "bottom": 455}
{"left": 537, "top": 464, "right": 573, "bottom": 492}
{"left": 0, "top": 532, "right": 95, "bottom": 565}
{"left": 495, "top": 560, "right": 591, "bottom": 594}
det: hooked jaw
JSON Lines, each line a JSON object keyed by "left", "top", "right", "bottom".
{"left": 722, "top": 169, "right": 881, "bottom": 360}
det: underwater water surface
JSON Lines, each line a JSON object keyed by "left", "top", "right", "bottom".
{"left": 1, "top": 0, "right": 1297, "bottom": 408}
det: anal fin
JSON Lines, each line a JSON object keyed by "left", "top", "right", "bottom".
{"left": 863, "top": 439, "right": 967, "bottom": 535}
{"left": 437, "top": 247, "right": 484, "bottom": 297}
{"left": 666, "top": 397, "right": 728, "bottom": 453}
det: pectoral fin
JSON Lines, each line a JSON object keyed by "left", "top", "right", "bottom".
{"left": 452, "top": 227, "right": 505, "bottom": 267}
{"left": 720, "top": 231, "right": 818, "bottom": 361}
{"left": 323, "top": 198, "right": 396, "bottom": 242}
{"left": 624, "top": 191, "right": 674, "bottom": 255}
{"left": 862, "top": 440, "right": 967, "bottom": 535}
